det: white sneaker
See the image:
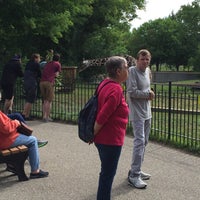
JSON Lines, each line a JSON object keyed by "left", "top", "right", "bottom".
{"left": 128, "top": 176, "right": 147, "bottom": 189}
{"left": 128, "top": 170, "right": 151, "bottom": 180}
{"left": 140, "top": 171, "right": 151, "bottom": 180}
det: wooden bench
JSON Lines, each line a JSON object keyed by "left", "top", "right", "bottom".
{"left": 0, "top": 145, "right": 29, "bottom": 181}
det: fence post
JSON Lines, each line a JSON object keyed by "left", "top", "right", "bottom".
{"left": 61, "top": 66, "right": 77, "bottom": 92}
{"left": 168, "top": 81, "right": 172, "bottom": 140}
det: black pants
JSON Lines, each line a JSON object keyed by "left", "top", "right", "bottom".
{"left": 95, "top": 144, "right": 122, "bottom": 200}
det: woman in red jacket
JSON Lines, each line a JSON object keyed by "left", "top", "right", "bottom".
{"left": 93, "top": 56, "right": 129, "bottom": 200}
{"left": 0, "top": 111, "right": 48, "bottom": 179}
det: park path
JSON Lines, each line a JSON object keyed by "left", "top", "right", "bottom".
{"left": 0, "top": 121, "right": 200, "bottom": 200}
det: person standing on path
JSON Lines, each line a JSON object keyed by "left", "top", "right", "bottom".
{"left": 1, "top": 55, "right": 23, "bottom": 114}
{"left": 126, "top": 49, "right": 155, "bottom": 189}
{"left": 40, "top": 49, "right": 54, "bottom": 71}
{"left": 93, "top": 56, "right": 129, "bottom": 200}
{"left": 40, "top": 53, "right": 61, "bottom": 122}
{"left": 22, "top": 53, "right": 41, "bottom": 120}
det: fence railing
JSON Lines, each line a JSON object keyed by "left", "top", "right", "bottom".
{"left": 151, "top": 82, "right": 200, "bottom": 152}
{"left": 1, "top": 79, "right": 200, "bottom": 153}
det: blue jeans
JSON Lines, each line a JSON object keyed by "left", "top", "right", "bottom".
{"left": 95, "top": 144, "right": 122, "bottom": 200}
{"left": 7, "top": 112, "right": 26, "bottom": 124}
{"left": 10, "top": 134, "right": 40, "bottom": 172}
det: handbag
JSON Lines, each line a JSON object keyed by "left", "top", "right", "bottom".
{"left": 17, "top": 122, "right": 33, "bottom": 136}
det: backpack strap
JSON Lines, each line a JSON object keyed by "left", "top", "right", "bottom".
{"left": 94, "top": 80, "right": 116, "bottom": 95}
{"left": 95, "top": 80, "right": 123, "bottom": 114}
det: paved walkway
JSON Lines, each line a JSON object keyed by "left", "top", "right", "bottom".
{"left": 0, "top": 121, "right": 200, "bottom": 200}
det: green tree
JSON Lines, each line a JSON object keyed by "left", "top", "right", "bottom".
{"left": 173, "top": 0, "right": 200, "bottom": 71}
{"left": 0, "top": 0, "right": 146, "bottom": 67}
{"left": 188, "top": 44, "right": 200, "bottom": 70}
{"left": 128, "top": 18, "right": 183, "bottom": 71}
{"left": 0, "top": 0, "right": 93, "bottom": 61}
{"left": 128, "top": 0, "right": 200, "bottom": 71}
{"left": 59, "top": 0, "right": 146, "bottom": 65}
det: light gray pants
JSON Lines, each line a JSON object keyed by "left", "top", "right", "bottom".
{"left": 130, "top": 118, "right": 151, "bottom": 177}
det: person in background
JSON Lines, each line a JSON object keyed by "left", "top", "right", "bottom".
{"left": 40, "top": 53, "right": 61, "bottom": 122}
{"left": 93, "top": 56, "right": 129, "bottom": 200}
{"left": 0, "top": 111, "right": 49, "bottom": 179}
{"left": 126, "top": 49, "right": 155, "bottom": 189}
{"left": 39, "top": 49, "right": 54, "bottom": 99}
{"left": 40, "top": 49, "right": 54, "bottom": 71}
{"left": 22, "top": 53, "right": 41, "bottom": 120}
{"left": 45, "top": 49, "right": 54, "bottom": 62}
{"left": 1, "top": 54, "right": 23, "bottom": 114}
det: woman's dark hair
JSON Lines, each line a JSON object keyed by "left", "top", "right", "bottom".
{"left": 31, "top": 53, "right": 40, "bottom": 61}
{"left": 105, "top": 56, "right": 126, "bottom": 78}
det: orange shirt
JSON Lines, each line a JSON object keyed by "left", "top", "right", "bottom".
{"left": 0, "top": 111, "right": 20, "bottom": 149}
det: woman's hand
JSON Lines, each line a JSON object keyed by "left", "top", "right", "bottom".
{"left": 94, "top": 121, "right": 102, "bottom": 136}
{"left": 14, "top": 119, "right": 21, "bottom": 127}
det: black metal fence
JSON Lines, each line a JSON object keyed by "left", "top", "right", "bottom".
{"left": 151, "top": 82, "right": 200, "bottom": 152}
{"left": 1, "top": 78, "right": 200, "bottom": 153}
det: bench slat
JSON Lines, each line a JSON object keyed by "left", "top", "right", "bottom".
{"left": 18, "top": 145, "right": 28, "bottom": 152}
{"left": 0, "top": 145, "right": 28, "bottom": 156}
{"left": 1, "top": 149, "right": 11, "bottom": 156}
{"left": 10, "top": 147, "right": 20, "bottom": 154}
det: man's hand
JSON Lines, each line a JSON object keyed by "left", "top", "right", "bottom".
{"left": 148, "top": 90, "right": 155, "bottom": 100}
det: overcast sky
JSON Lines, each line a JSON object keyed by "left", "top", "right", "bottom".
{"left": 131, "top": 0, "right": 194, "bottom": 28}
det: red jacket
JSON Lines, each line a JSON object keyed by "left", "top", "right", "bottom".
{"left": 0, "top": 111, "right": 20, "bottom": 149}
{"left": 94, "top": 79, "right": 129, "bottom": 146}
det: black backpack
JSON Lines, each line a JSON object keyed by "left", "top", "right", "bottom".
{"left": 78, "top": 81, "right": 113, "bottom": 143}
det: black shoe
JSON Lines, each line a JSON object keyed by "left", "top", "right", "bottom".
{"left": 30, "top": 170, "right": 49, "bottom": 179}
{"left": 25, "top": 116, "right": 34, "bottom": 121}
{"left": 37, "top": 140, "right": 48, "bottom": 148}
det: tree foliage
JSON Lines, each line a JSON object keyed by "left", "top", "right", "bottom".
{"left": 128, "top": 0, "right": 200, "bottom": 71}
{"left": 0, "top": 0, "right": 198, "bottom": 73}
{"left": 61, "top": 0, "right": 145, "bottom": 65}
{"left": 0, "top": 0, "right": 145, "bottom": 66}
{"left": 0, "top": 0, "right": 93, "bottom": 61}
{"left": 173, "top": 0, "right": 200, "bottom": 71}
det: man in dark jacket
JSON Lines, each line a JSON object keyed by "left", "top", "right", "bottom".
{"left": 22, "top": 53, "right": 41, "bottom": 120}
{"left": 1, "top": 55, "right": 24, "bottom": 114}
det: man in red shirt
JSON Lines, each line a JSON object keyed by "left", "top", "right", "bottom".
{"left": 40, "top": 54, "right": 61, "bottom": 122}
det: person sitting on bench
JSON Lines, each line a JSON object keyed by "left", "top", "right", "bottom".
{"left": 7, "top": 112, "right": 48, "bottom": 148}
{"left": 0, "top": 111, "right": 49, "bottom": 179}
